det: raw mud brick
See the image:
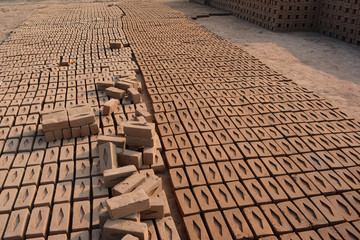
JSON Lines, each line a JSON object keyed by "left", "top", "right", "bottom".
{"left": 112, "top": 172, "right": 145, "bottom": 196}
{"left": 201, "top": 163, "right": 222, "bottom": 184}
{"left": 261, "top": 204, "right": 292, "bottom": 234}
{"left": 127, "top": 88, "right": 141, "bottom": 104}
{"left": 117, "top": 149, "right": 142, "bottom": 168}
{"left": 104, "top": 219, "right": 148, "bottom": 240}
{"left": 156, "top": 216, "right": 180, "bottom": 240}
{"left": 123, "top": 121, "right": 155, "bottom": 138}
{"left": 156, "top": 190, "right": 171, "bottom": 217}
{"left": 106, "top": 190, "right": 150, "bottom": 219}
{"left": 244, "top": 179, "right": 272, "bottom": 204}
{"left": 261, "top": 157, "right": 286, "bottom": 176}
{"left": 174, "top": 134, "right": 192, "bottom": 149}
{"left": 68, "top": 105, "right": 95, "bottom": 127}
{"left": 151, "top": 150, "right": 165, "bottom": 173}
{"left": 71, "top": 231, "right": 90, "bottom": 240}
{"left": 276, "top": 156, "right": 301, "bottom": 174}
{"left": 226, "top": 181, "right": 254, "bottom": 207}
{"left": 180, "top": 148, "right": 199, "bottom": 166}
{"left": 3, "top": 208, "right": 30, "bottom": 240}
{"left": 143, "top": 220, "right": 158, "bottom": 240}
{"left": 289, "top": 155, "right": 315, "bottom": 172}
{"left": 293, "top": 198, "right": 328, "bottom": 228}
{"left": 208, "top": 145, "right": 228, "bottom": 162}
{"left": 41, "top": 110, "right": 68, "bottom": 131}
{"left": 161, "top": 136, "right": 177, "bottom": 150}
{"left": 276, "top": 175, "right": 305, "bottom": 199}
{"left": 80, "top": 125, "right": 90, "bottom": 137}
{"left": 188, "top": 132, "right": 206, "bottom": 147}
{"left": 217, "top": 162, "right": 238, "bottom": 182}
{"left": 76, "top": 144, "right": 90, "bottom": 160}
{"left": 175, "top": 188, "right": 200, "bottom": 216}
{"left": 99, "top": 142, "right": 118, "bottom": 173}
{"left": 320, "top": 170, "right": 351, "bottom": 191}
{"left": 44, "top": 147, "right": 59, "bottom": 164}
{"left": 183, "top": 214, "right": 210, "bottom": 240}
{"left": 76, "top": 160, "right": 91, "bottom": 179}
{"left": 4, "top": 168, "right": 24, "bottom": 189}
{"left": 260, "top": 177, "right": 288, "bottom": 202}
{"left": 335, "top": 222, "right": 360, "bottom": 239}
{"left": 40, "top": 163, "right": 58, "bottom": 184}
{"left": 28, "top": 150, "right": 45, "bottom": 166}
{"left": 0, "top": 214, "right": 9, "bottom": 239}
{"left": 22, "top": 166, "right": 41, "bottom": 186}
{"left": 71, "top": 127, "right": 81, "bottom": 138}
{"left": 58, "top": 161, "right": 74, "bottom": 182}
{"left": 18, "top": 137, "right": 34, "bottom": 152}
{"left": 277, "top": 201, "right": 311, "bottom": 231}
{"left": 247, "top": 158, "right": 270, "bottom": 177}
{"left": 222, "top": 208, "right": 253, "bottom": 239}
{"left": 26, "top": 206, "right": 50, "bottom": 238}
{"left": 194, "top": 147, "right": 214, "bottom": 163}
{"left": 302, "top": 153, "right": 330, "bottom": 170}
{"left": 60, "top": 145, "right": 74, "bottom": 162}
{"left": 3, "top": 138, "right": 20, "bottom": 153}
{"left": 297, "top": 230, "right": 322, "bottom": 240}
{"left": 165, "top": 150, "right": 183, "bottom": 168}
{"left": 291, "top": 173, "right": 320, "bottom": 196}
{"left": 141, "top": 196, "right": 164, "bottom": 219}
{"left": 327, "top": 194, "right": 359, "bottom": 221}
{"left": 102, "top": 99, "right": 119, "bottom": 115}
{"left": 318, "top": 226, "right": 344, "bottom": 240}
{"left": 244, "top": 206, "right": 274, "bottom": 237}
{"left": 305, "top": 172, "right": 336, "bottom": 194}
{"left": 0, "top": 188, "right": 18, "bottom": 213}
{"left": 279, "top": 233, "right": 300, "bottom": 240}
{"left": 258, "top": 237, "right": 278, "bottom": 240}
{"left": 122, "top": 234, "right": 139, "bottom": 240}
{"left": 204, "top": 211, "right": 232, "bottom": 239}
{"left": 0, "top": 154, "right": 15, "bottom": 170}
{"left": 237, "top": 142, "right": 258, "bottom": 158}
{"left": 103, "top": 165, "right": 137, "bottom": 188}
{"left": 231, "top": 160, "right": 254, "bottom": 180}
{"left": 34, "top": 184, "right": 54, "bottom": 207}
{"left": 92, "top": 176, "right": 109, "bottom": 198}
{"left": 14, "top": 185, "right": 37, "bottom": 210}
{"left": 136, "top": 109, "right": 152, "bottom": 122}
{"left": 72, "top": 201, "right": 90, "bottom": 231}
{"left": 185, "top": 165, "right": 206, "bottom": 187}
{"left": 54, "top": 181, "right": 72, "bottom": 203}
{"left": 210, "top": 184, "right": 237, "bottom": 209}
{"left": 92, "top": 158, "right": 102, "bottom": 176}
{"left": 334, "top": 168, "right": 360, "bottom": 190}
{"left": 93, "top": 197, "right": 108, "bottom": 228}
{"left": 92, "top": 228, "right": 105, "bottom": 240}
{"left": 134, "top": 175, "right": 162, "bottom": 196}
{"left": 169, "top": 168, "right": 189, "bottom": 189}
{"left": 97, "top": 135, "right": 125, "bottom": 148}
{"left": 342, "top": 191, "right": 360, "bottom": 214}
{"left": 0, "top": 170, "right": 7, "bottom": 190}
{"left": 106, "top": 87, "right": 126, "bottom": 99}
{"left": 73, "top": 178, "right": 91, "bottom": 201}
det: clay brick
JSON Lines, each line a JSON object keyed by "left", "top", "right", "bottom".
{"left": 247, "top": 158, "right": 270, "bottom": 177}
{"left": 261, "top": 204, "right": 292, "bottom": 234}
{"left": 276, "top": 175, "right": 305, "bottom": 199}
{"left": 75, "top": 159, "right": 91, "bottom": 179}
{"left": 317, "top": 226, "right": 343, "bottom": 240}
{"left": 22, "top": 165, "right": 41, "bottom": 186}
{"left": 237, "top": 142, "right": 258, "bottom": 158}
{"left": 4, "top": 168, "right": 24, "bottom": 188}
{"left": 310, "top": 195, "right": 345, "bottom": 224}
{"left": 60, "top": 145, "right": 74, "bottom": 162}
{"left": 141, "top": 196, "right": 164, "bottom": 219}
{"left": 103, "top": 165, "right": 137, "bottom": 188}
{"left": 92, "top": 176, "right": 109, "bottom": 198}
{"left": 53, "top": 181, "right": 72, "bottom": 204}
{"left": 34, "top": 184, "right": 54, "bottom": 207}
{"left": 40, "top": 163, "right": 58, "bottom": 184}
{"left": 113, "top": 172, "right": 145, "bottom": 196}
{"left": 335, "top": 222, "right": 360, "bottom": 240}
{"left": 210, "top": 184, "right": 237, "bottom": 209}
{"left": 306, "top": 171, "right": 336, "bottom": 194}
{"left": 117, "top": 149, "right": 142, "bottom": 168}
{"left": 106, "top": 87, "right": 126, "bottom": 99}
{"left": 58, "top": 161, "right": 74, "bottom": 182}
{"left": 231, "top": 160, "right": 254, "bottom": 179}
{"left": 93, "top": 197, "right": 108, "bottom": 228}
{"left": 99, "top": 142, "right": 118, "bottom": 173}
{"left": 320, "top": 170, "right": 351, "bottom": 191}
{"left": 72, "top": 201, "right": 91, "bottom": 231}
{"left": 244, "top": 206, "right": 273, "bottom": 237}
{"left": 297, "top": 230, "right": 322, "bottom": 240}
{"left": 107, "top": 190, "right": 150, "bottom": 219}
{"left": 97, "top": 135, "right": 125, "bottom": 148}
{"left": 0, "top": 170, "right": 6, "bottom": 190}
{"left": 3, "top": 208, "right": 30, "bottom": 240}
{"left": 289, "top": 154, "right": 315, "bottom": 172}
{"left": 342, "top": 191, "right": 360, "bottom": 214}
{"left": 183, "top": 214, "right": 210, "bottom": 240}
{"left": 260, "top": 177, "right": 288, "bottom": 202}
{"left": 102, "top": 99, "right": 119, "bottom": 115}
{"left": 92, "top": 229, "right": 105, "bottom": 240}
{"left": 165, "top": 150, "right": 183, "bottom": 168}
{"left": 0, "top": 188, "right": 18, "bottom": 213}
{"left": 224, "top": 208, "right": 254, "bottom": 239}
{"left": 201, "top": 163, "right": 222, "bottom": 184}
{"left": 194, "top": 147, "right": 214, "bottom": 163}
{"left": 0, "top": 154, "right": 15, "bottom": 171}
{"left": 244, "top": 179, "right": 272, "bottom": 204}
{"left": 276, "top": 157, "right": 301, "bottom": 174}
{"left": 327, "top": 195, "right": 359, "bottom": 221}
{"left": 27, "top": 150, "right": 45, "bottom": 166}
{"left": 71, "top": 231, "right": 90, "bottom": 240}
{"left": 0, "top": 214, "right": 9, "bottom": 239}
{"left": 217, "top": 162, "right": 238, "bottom": 182}
{"left": 26, "top": 206, "right": 50, "bottom": 238}
{"left": 104, "top": 218, "right": 148, "bottom": 240}
{"left": 123, "top": 121, "right": 155, "bottom": 138}
{"left": 73, "top": 178, "right": 91, "bottom": 201}
{"left": 14, "top": 185, "right": 36, "bottom": 210}
{"left": 291, "top": 173, "right": 320, "bottom": 197}
{"left": 334, "top": 168, "right": 360, "bottom": 190}
{"left": 192, "top": 185, "right": 217, "bottom": 212}
{"left": 179, "top": 148, "right": 198, "bottom": 166}
{"left": 185, "top": 165, "right": 206, "bottom": 187}
{"left": 226, "top": 181, "right": 254, "bottom": 208}
{"left": 277, "top": 201, "right": 311, "bottom": 231}
{"left": 294, "top": 198, "right": 328, "bottom": 227}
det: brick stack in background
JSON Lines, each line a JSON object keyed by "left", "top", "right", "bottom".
{"left": 197, "top": 0, "right": 360, "bottom": 45}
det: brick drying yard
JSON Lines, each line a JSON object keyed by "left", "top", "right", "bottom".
{"left": 0, "top": 0, "right": 360, "bottom": 240}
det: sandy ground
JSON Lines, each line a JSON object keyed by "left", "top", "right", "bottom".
{"left": 196, "top": 15, "right": 360, "bottom": 120}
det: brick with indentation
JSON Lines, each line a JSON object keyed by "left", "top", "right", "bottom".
{"left": 92, "top": 176, "right": 109, "bottom": 198}
{"left": 276, "top": 157, "right": 301, "bottom": 174}
{"left": 217, "top": 162, "right": 238, "bottom": 182}
{"left": 317, "top": 226, "right": 343, "bottom": 240}
{"left": 294, "top": 198, "right": 328, "bottom": 228}
{"left": 180, "top": 148, "right": 199, "bottom": 166}
{"left": 277, "top": 201, "right": 311, "bottom": 231}
{"left": 334, "top": 168, "right": 360, "bottom": 190}
{"left": 169, "top": 168, "right": 189, "bottom": 190}
{"left": 335, "top": 222, "right": 360, "bottom": 240}
{"left": 276, "top": 175, "right": 305, "bottom": 199}
{"left": 194, "top": 147, "right": 214, "bottom": 163}
{"left": 208, "top": 145, "right": 228, "bottom": 161}
{"left": 0, "top": 188, "right": 18, "bottom": 213}
{"left": 223, "top": 208, "right": 253, "bottom": 239}
{"left": 260, "top": 204, "right": 292, "bottom": 234}
{"left": 183, "top": 214, "right": 209, "bottom": 240}
{"left": 34, "top": 184, "right": 54, "bottom": 207}
{"left": 244, "top": 179, "right": 271, "bottom": 204}
{"left": 185, "top": 165, "right": 206, "bottom": 187}
{"left": 261, "top": 157, "right": 286, "bottom": 176}
{"left": 99, "top": 142, "right": 117, "bottom": 173}
{"left": 247, "top": 158, "right": 270, "bottom": 178}
{"left": 14, "top": 185, "right": 36, "bottom": 210}
{"left": 310, "top": 195, "right": 345, "bottom": 224}
{"left": 193, "top": 185, "right": 217, "bottom": 212}
{"left": 155, "top": 216, "right": 180, "bottom": 240}
{"left": 244, "top": 206, "right": 273, "bottom": 237}
{"left": 302, "top": 153, "right": 330, "bottom": 170}
{"left": 327, "top": 195, "right": 359, "bottom": 221}
{"left": 3, "top": 208, "right": 29, "bottom": 240}
{"left": 201, "top": 163, "right": 222, "bottom": 184}
{"left": 165, "top": 150, "right": 183, "bottom": 168}
{"left": 26, "top": 206, "right": 50, "bottom": 238}
{"left": 73, "top": 178, "right": 91, "bottom": 201}
{"left": 72, "top": 201, "right": 90, "bottom": 231}
{"left": 204, "top": 211, "right": 232, "bottom": 240}
{"left": 289, "top": 155, "right": 315, "bottom": 172}
{"left": 40, "top": 163, "right": 57, "bottom": 184}
{"left": 60, "top": 145, "right": 74, "bottom": 162}
{"left": 4, "top": 168, "right": 24, "bottom": 189}
{"left": 231, "top": 160, "right": 254, "bottom": 179}
{"left": 175, "top": 188, "right": 200, "bottom": 216}
{"left": 320, "top": 170, "right": 351, "bottom": 192}
{"left": 134, "top": 175, "right": 162, "bottom": 196}
{"left": 210, "top": 184, "right": 237, "bottom": 209}
{"left": 260, "top": 177, "right": 288, "bottom": 202}
{"left": 104, "top": 218, "right": 148, "bottom": 240}
{"left": 342, "top": 191, "right": 360, "bottom": 215}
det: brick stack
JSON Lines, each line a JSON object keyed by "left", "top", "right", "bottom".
{"left": 41, "top": 105, "right": 98, "bottom": 142}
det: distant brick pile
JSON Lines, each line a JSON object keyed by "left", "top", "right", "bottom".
{"left": 198, "top": 0, "right": 360, "bottom": 45}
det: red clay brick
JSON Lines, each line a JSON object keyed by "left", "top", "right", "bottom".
{"left": 260, "top": 204, "right": 292, "bottom": 234}
{"left": 169, "top": 168, "right": 189, "bottom": 190}
{"left": 277, "top": 201, "right": 311, "bottom": 231}
{"left": 244, "top": 179, "right": 271, "bottom": 204}
{"left": 260, "top": 177, "right": 288, "bottom": 202}
{"left": 327, "top": 195, "right": 359, "bottom": 221}
{"left": 243, "top": 206, "right": 273, "bottom": 237}
{"left": 310, "top": 195, "right": 345, "bottom": 224}
{"left": 293, "top": 198, "right": 328, "bottom": 228}
{"left": 223, "top": 208, "right": 254, "bottom": 239}
{"left": 210, "top": 184, "right": 237, "bottom": 209}
{"left": 183, "top": 214, "right": 210, "bottom": 240}
{"left": 175, "top": 188, "right": 200, "bottom": 216}
{"left": 204, "top": 211, "right": 232, "bottom": 239}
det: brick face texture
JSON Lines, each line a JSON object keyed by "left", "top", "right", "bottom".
{"left": 200, "top": 0, "right": 360, "bottom": 45}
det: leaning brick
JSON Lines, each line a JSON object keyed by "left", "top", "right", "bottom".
{"left": 141, "top": 196, "right": 164, "bottom": 220}
{"left": 112, "top": 172, "right": 145, "bottom": 196}
{"left": 123, "top": 121, "right": 155, "bottom": 138}
{"left": 155, "top": 217, "right": 180, "bottom": 240}
{"left": 127, "top": 88, "right": 141, "bottom": 104}
{"left": 104, "top": 219, "right": 148, "bottom": 240}
{"left": 97, "top": 135, "right": 125, "bottom": 148}
{"left": 117, "top": 149, "right": 142, "bottom": 169}
{"left": 103, "top": 165, "right": 137, "bottom": 188}
{"left": 99, "top": 142, "right": 118, "bottom": 174}
{"left": 135, "top": 109, "right": 152, "bottom": 122}
{"left": 134, "top": 175, "right": 162, "bottom": 196}
{"left": 106, "top": 87, "right": 126, "bottom": 99}
{"left": 102, "top": 99, "right": 119, "bottom": 116}
{"left": 106, "top": 190, "right": 150, "bottom": 219}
